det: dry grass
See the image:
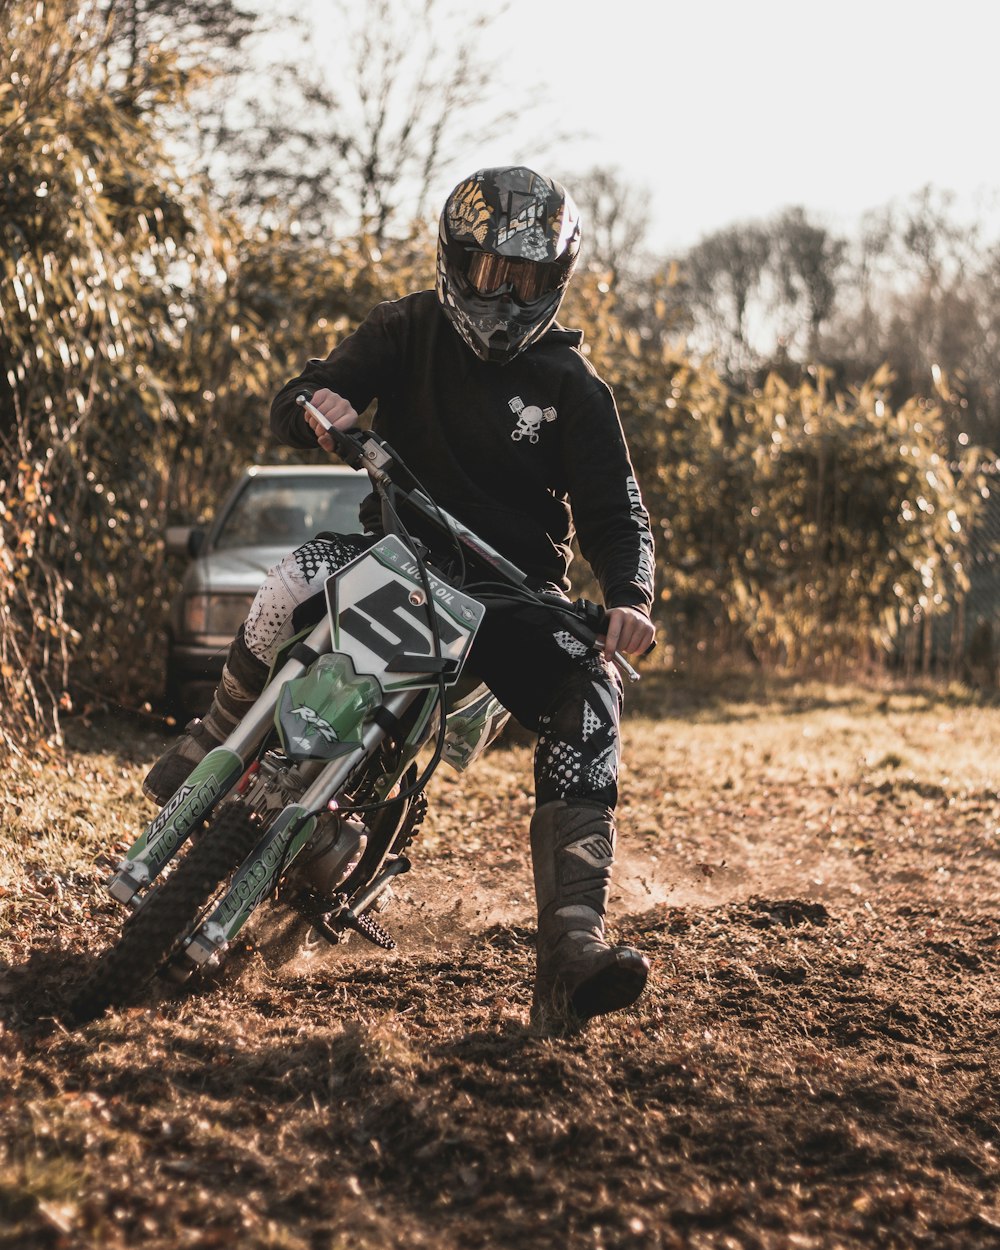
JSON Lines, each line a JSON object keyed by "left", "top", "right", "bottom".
{"left": 1, "top": 675, "right": 999, "bottom": 1248}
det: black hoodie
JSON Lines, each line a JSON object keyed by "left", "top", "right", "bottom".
{"left": 270, "top": 290, "right": 655, "bottom": 614}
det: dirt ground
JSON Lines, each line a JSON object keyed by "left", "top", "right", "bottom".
{"left": 1, "top": 673, "right": 999, "bottom": 1249}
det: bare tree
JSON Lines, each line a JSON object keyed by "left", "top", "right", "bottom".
{"left": 100, "top": 0, "right": 257, "bottom": 90}
{"left": 209, "top": 0, "right": 555, "bottom": 243}
{"left": 571, "top": 166, "right": 652, "bottom": 281}
{"left": 770, "top": 207, "right": 847, "bottom": 358}
{"left": 683, "top": 223, "right": 773, "bottom": 377}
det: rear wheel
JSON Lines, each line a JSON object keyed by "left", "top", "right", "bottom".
{"left": 70, "top": 803, "right": 263, "bottom": 1021}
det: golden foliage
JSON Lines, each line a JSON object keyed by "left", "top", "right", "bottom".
{"left": 563, "top": 273, "right": 986, "bottom": 668}
{"left": 0, "top": 4, "right": 988, "bottom": 762}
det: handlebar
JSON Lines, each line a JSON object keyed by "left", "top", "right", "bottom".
{"left": 295, "top": 392, "right": 648, "bottom": 682}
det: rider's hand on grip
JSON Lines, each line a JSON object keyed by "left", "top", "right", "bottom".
{"left": 600, "top": 605, "right": 656, "bottom": 663}
{"left": 297, "top": 388, "right": 360, "bottom": 454}
{"left": 295, "top": 393, "right": 370, "bottom": 469}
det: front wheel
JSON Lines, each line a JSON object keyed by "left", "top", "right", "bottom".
{"left": 69, "top": 802, "right": 263, "bottom": 1021}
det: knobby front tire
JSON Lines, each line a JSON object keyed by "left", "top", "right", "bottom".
{"left": 70, "top": 803, "right": 263, "bottom": 1022}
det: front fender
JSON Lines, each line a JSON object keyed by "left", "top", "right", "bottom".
{"left": 276, "top": 652, "right": 382, "bottom": 760}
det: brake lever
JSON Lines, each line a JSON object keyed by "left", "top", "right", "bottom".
{"left": 295, "top": 393, "right": 372, "bottom": 472}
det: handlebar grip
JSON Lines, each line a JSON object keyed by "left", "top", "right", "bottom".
{"left": 570, "top": 599, "right": 654, "bottom": 681}
{"left": 295, "top": 393, "right": 371, "bottom": 471}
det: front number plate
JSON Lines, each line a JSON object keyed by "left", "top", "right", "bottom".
{"left": 326, "top": 536, "right": 483, "bottom": 689}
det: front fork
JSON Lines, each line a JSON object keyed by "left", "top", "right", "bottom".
{"left": 184, "top": 688, "right": 416, "bottom": 965}
{"left": 108, "top": 616, "right": 337, "bottom": 906}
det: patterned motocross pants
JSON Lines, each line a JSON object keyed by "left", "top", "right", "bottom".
{"left": 243, "top": 536, "right": 625, "bottom": 810}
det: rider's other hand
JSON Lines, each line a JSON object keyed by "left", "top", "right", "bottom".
{"left": 601, "top": 606, "right": 656, "bottom": 661}
{"left": 305, "top": 388, "right": 359, "bottom": 452}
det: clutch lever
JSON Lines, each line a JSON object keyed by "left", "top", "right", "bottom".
{"left": 608, "top": 649, "right": 642, "bottom": 684}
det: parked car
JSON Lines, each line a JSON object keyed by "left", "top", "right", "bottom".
{"left": 164, "top": 464, "right": 371, "bottom": 720}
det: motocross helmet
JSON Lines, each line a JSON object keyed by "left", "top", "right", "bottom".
{"left": 436, "top": 166, "right": 582, "bottom": 365}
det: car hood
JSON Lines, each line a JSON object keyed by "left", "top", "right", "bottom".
{"left": 189, "top": 546, "right": 293, "bottom": 595}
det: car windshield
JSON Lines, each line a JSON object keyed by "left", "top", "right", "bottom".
{"left": 213, "top": 474, "right": 370, "bottom": 551}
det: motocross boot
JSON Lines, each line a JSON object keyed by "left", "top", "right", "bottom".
{"left": 530, "top": 800, "right": 650, "bottom": 1029}
{"left": 143, "top": 627, "right": 268, "bottom": 805}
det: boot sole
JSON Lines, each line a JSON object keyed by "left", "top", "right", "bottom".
{"left": 570, "top": 953, "right": 649, "bottom": 1021}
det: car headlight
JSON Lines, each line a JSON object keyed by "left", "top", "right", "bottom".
{"left": 182, "top": 593, "right": 256, "bottom": 643}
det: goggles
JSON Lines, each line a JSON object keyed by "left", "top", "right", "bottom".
{"left": 464, "top": 251, "right": 563, "bottom": 303}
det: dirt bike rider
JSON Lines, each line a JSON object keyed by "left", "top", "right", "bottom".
{"left": 145, "top": 165, "right": 657, "bottom": 1026}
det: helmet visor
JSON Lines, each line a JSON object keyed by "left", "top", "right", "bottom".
{"left": 464, "top": 252, "right": 564, "bottom": 303}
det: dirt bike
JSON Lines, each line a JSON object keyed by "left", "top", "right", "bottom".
{"left": 69, "top": 396, "right": 643, "bottom": 1020}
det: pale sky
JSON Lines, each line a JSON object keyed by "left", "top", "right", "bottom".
{"left": 470, "top": 0, "right": 1000, "bottom": 254}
